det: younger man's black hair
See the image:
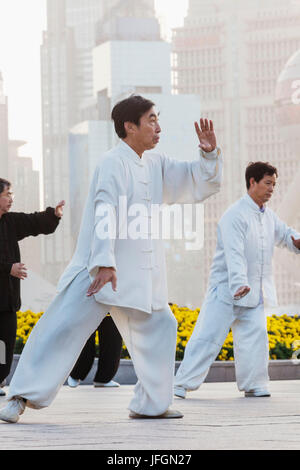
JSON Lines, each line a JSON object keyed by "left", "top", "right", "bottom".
{"left": 245, "top": 162, "right": 278, "bottom": 189}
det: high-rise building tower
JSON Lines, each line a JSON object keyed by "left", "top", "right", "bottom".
{"left": 41, "top": 0, "right": 105, "bottom": 283}
{"left": 41, "top": 0, "right": 157, "bottom": 284}
{"left": 8, "top": 140, "right": 41, "bottom": 276}
{"left": 0, "top": 73, "right": 48, "bottom": 305}
{"left": 103, "top": 0, "right": 155, "bottom": 17}
{"left": 172, "top": 0, "right": 300, "bottom": 307}
{"left": 0, "top": 71, "right": 9, "bottom": 179}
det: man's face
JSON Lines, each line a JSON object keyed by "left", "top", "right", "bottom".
{"left": 127, "top": 107, "right": 161, "bottom": 151}
{"left": 0, "top": 186, "right": 14, "bottom": 214}
{"left": 249, "top": 173, "right": 277, "bottom": 205}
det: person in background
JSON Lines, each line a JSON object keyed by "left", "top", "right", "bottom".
{"left": 0, "top": 177, "right": 64, "bottom": 397}
{"left": 67, "top": 314, "right": 122, "bottom": 388}
{"left": 174, "top": 162, "right": 300, "bottom": 399}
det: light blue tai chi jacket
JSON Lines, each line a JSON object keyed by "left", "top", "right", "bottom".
{"left": 208, "top": 193, "right": 300, "bottom": 308}
{"left": 57, "top": 141, "right": 223, "bottom": 314}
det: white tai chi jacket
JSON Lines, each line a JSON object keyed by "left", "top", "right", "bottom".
{"left": 57, "top": 140, "right": 223, "bottom": 313}
{"left": 209, "top": 193, "right": 300, "bottom": 308}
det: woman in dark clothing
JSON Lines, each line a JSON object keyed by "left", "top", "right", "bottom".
{"left": 68, "top": 314, "right": 123, "bottom": 388}
{"left": 0, "top": 178, "right": 64, "bottom": 396}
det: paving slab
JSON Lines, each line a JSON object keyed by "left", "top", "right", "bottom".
{"left": 1, "top": 381, "right": 300, "bottom": 450}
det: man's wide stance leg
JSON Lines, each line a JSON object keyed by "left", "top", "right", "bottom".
{"left": 232, "top": 303, "right": 269, "bottom": 393}
{"left": 111, "top": 305, "right": 178, "bottom": 416}
{"left": 6, "top": 269, "right": 108, "bottom": 409}
{"left": 175, "top": 289, "right": 234, "bottom": 393}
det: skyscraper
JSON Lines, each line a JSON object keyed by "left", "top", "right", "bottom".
{"left": 41, "top": 0, "right": 157, "bottom": 284}
{"left": 172, "top": 0, "right": 300, "bottom": 306}
{"left": 0, "top": 71, "right": 9, "bottom": 179}
{"left": 41, "top": 0, "right": 105, "bottom": 283}
{"left": 8, "top": 140, "right": 41, "bottom": 276}
{"left": 101, "top": 0, "right": 155, "bottom": 22}
{"left": 0, "top": 72, "right": 42, "bottom": 277}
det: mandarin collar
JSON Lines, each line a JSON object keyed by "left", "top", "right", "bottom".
{"left": 243, "top": 194, "right": 266, "bottom": 213}
{"left": 118, "top": 140, "right": 144, "bottom": 167}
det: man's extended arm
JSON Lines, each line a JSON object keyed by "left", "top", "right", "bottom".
{"left": 274, "top": 212, "right": 300, "bottom": 253}
{"left": 13, "top": 202, "right": 64, "bottom": 241}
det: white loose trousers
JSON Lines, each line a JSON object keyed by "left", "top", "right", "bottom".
{"left": 175, "top": 288, "right": 269, "bottom": 392}
{"left": 8, "top": 269, "right": 178, "bottom": 416}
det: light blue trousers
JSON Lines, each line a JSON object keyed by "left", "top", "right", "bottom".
{"left": 8, "top": 269, "right": 178, "bottom": 416}
{"left": 175, "top": 288, "right": 269, "bottom": 392}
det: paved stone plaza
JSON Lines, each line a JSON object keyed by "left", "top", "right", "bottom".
{"left": 1, "top": 380, "right": 300, "bottom": 450}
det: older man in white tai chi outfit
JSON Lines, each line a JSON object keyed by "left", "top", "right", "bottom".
{"left": 174, "top": 161, "right": 300, "bottom": 400}
{"left": 0, "top": 95, "right": 222, "bottom": 423}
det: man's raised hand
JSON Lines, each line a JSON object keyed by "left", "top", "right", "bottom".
{"left": 55, "top": 200, "right": 65, "bottom": 218}
{"left": 86, "top": 267, "right": 117, "bottom": 297}
{"left": 195, "top": 118, "right": 217, "bottom": 153}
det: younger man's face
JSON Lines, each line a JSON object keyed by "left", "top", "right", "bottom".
{"left": 250, "top": 173, "right": 277, "bottom": 204}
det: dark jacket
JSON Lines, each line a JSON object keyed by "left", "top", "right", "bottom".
{"left": 0, "top": 207, "right": 60, "bottom": 312}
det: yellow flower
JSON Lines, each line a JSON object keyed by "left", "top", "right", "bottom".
{"left": 14, "top": 308, "right": 300, "bottom": 362}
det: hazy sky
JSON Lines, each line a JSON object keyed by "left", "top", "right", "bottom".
{"left": 0, "top": 0, "right": 188, "bottom": 172}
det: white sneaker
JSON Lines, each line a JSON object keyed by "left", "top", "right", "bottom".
{"left": 0, "top": 398, "right": 26, "bottom": 423}
{"left": 67, "top": 376, "right": 80, "bottom": 388}
{"left": 174, "top": 386, "right": 186, "bottom": 399}
{"left": 93, "top": 380, "right": 120, "bottom": 388}
{"left": 245, "top": 388, "right": 271, "bottom": 397}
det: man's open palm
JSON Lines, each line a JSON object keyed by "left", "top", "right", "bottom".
{"left": 195, "top": 118, "right": 217, "bottom": 153}
{"left": 86, "top": 267, "right": 117, "bottom": 297}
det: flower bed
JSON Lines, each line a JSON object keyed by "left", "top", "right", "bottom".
{"left": 15, "top": 307, "right": 300, "bottom": 361}
{"left": 171, "top": 304, "right": 300, "bottom": 361}
{"left": 15, "top": 311, "right": 43, "bottom": 354}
